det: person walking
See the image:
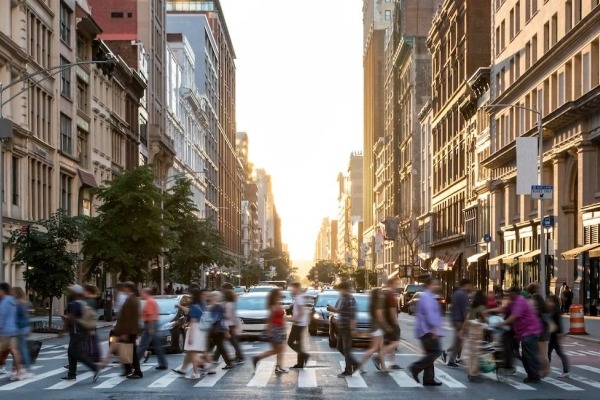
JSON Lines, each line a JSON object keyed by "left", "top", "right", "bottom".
{"left": 356, "top": 288, "right": 388, "bottom": 373}
{"left": 465, "top": 290, "right": 487, "bottom": 383}
{"left": 409, "top": 277, "right": 443, "bottom": 386}
{"left": 213, "top": 289, "right": 244, "bottom": 364}
{"left": 531, "top": 292, "right": 551, "bottom": 378}
{"left": 443, "top": 278, "right": 472, "bottom": 367}
{"left": 563, "top": 286, "right": 573, "bottom": 314}
{"left": 327, "top": 281, "right": 359, "bottom": 377}
{"left": 558, "top": 283, "right": 567, "bottom": 313}
{"left": 12, "top": 287, "right": 32, "bottom": 378}
{"left": 253, "top": 289, "right": 288, "bottom": 374}
{"left": 208, "top": 291, "right": 235, "bottom": 370}
{"left": 61, "top": 285, "right": 99, "bottom": 382}
{"left": 113, "top": 282, "right": 143, "bottom": 379}
{"left": 546, "top": 294, "right": 569, "bottom": 378}
{"left": 487, "top": 286, "right": 543, "bottom": 383}
{"left": 379, "top": 278, "right": 402, "bottom": 370}
{"left": 137, "top": 288, "right": 168, "bottom": 371}
{"left": 288, "top": 282, "right": 310, "bottom": 369}
{"left": 0, "top": 282, "right": 23, "bottom": 380}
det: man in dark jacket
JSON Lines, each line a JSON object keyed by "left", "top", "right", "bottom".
{"left": 114, "top": 282, "right": 142, "bottom": 378}
{"left": 443, "top": 278, "right": 472, "bottom": 367}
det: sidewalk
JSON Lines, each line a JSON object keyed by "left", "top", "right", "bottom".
{"left": 28, "top": 310, "right": 113, "bottom": 342}
{"left": 563, "top": 314, "right": 600, "bottom": 344}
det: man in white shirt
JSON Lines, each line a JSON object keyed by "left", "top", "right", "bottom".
{"left": 288, "top": 282, "right": 309, "bottom": 368}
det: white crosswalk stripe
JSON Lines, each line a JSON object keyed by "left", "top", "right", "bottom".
{"left": 550, "top": 367, "right": 600, "bottom": 389}
{"left": 247, "top": 360, "right": 275, "bottom": 387}
{"left": 575, "top": 365, "right": 600, "bottom": 375}
{"left": 195, "top": 363, "right": 230, "bottom": 387}
{"left": 46, "top": 371, "right": 96, "bottom": 390}
{"left": 389, "top": 370, "right": 422, "bottom": 388}
{"left": 148, "top": 364, "right": 183, "bottom": 388}
{"left": 93, "top": 365, "right": 153, "bottom": 389}
{"left": 0, "top": 367, "right": 66, "bottom": 391}
{"left": 297, "top": 361, "right": 318, "bottom": 388}
{"left": 339, "top": 361, "right": 367, "bottom": 388}
{"left": 434, "top": 368, "right": 466, "bottom": 388}
{"left": 515, "top": 367, "right": 583, "bottom": 391}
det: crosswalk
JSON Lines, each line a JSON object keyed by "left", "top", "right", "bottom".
{"left": 2, "top": 360, "right": 600, "bottom": 392}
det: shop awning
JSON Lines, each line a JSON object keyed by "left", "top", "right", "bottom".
{"left": 502, "top": 251, "right": 528, "bottom": 264}
{"left": 431, "top": 257, "right": 445, "bottom": 271}
{"left": 432, "top": 252, "right": 461, "bottom": 271}
{"left": 388, "top": 270, "right": 399, "bottom": 280}
{"left": 418, "top": 252, "right": 431, "bottom": 261}
{"left": 78, "top": 168, "right": 98, "bottom": 188}
{"left": 562, "top": 243, "right": 600, "bottom": 260}
{"left": 589, "top": 247, "right": 600, "bottom": 258}
{"left": 467, "top": 252, "right": 488, "bottom": 264}
{"left": 519, "top": 249, "right": 541, "bottom": 263}
{"left": 488, "top": 253, "right": 510, "bottom": 266}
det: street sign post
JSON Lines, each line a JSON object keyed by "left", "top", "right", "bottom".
{"left": 531, "top": 185, "right": 553, "bottom": 199}
{"left": 483, "top": 234, "right": 492, "bottom": 243}
{"left": 542, "top": 216, "right": 555, "bottom": 229}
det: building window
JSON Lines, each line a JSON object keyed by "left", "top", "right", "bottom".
{"left": 385, "top": 10, "right": 392, "bottom": 20}
{"left": 60, "top": 57, "right": 71, "bottom": 98}
{"left": 12, "top": 156, "right": 19, "bottom": 206}
{"left": 60, "top": 174, "right": 73, "bottom": 215}
{"left": 59, "top": 2, "right": 71, "bottom": 45}
{"left": 29, "top": 160, "right": 52, "bottom": 220}
{"left": 111, "top": 12, "right": 124, "bottom": 18}
{"left": 60, "top": 114, "right": 72, "bottom": 155}
{"left": 78, "top": 129, "right": 89, "bottom": 168}
{"left": 77, "top": 78, "right": 88, "bottom": 113}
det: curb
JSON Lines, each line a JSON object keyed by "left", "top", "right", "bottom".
{"left": 567, "top": 333, "right": 600, "bottom": 345}
{"left": 32, "top": 322, "right": 114, "bottom": 342}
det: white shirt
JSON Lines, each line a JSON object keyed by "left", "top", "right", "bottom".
{"left": 293, "top": 294, "right": 308, "bottom": 327}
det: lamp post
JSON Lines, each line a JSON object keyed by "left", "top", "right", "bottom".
{"left": 485, "top": 103, "right": 546, "bottom": 295}
{"left": 0, "top": 58, "right": 116, "bottom": 282}
{"left": 157, "top": 170, "right": 207, "bottom": 295}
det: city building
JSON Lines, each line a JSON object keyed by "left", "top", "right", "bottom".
{"left": 256, "top": 168, "right": 277, "bottom": 250}
{"left": 167, "top": 0, "right": 243, "bottom": 263}
{"left": 485, "top": 1, "right": 600, "bottom": 314}
{"left": 337, "top": 152, "right": 364, "bottom": 268}
{"left": 165, "top": 33, "right": 208, "bottom": 210}
{"left": 314, "top": 217, "right": 339, "bottom": 263}
{"left": 362, "top": 0, "right": 394, "bottom": 270}
{"left": 426, "top": 0, "right": 491, "bottom": 298}
{"left": 236, "top": 132, "right": 261, "bottom": 263}
{"left": 89, "top": 0, "right": 174, "bottom": 181}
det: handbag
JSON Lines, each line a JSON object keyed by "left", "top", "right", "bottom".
{"left": 117, "top": 342, "right": 134, "bottom": 364}
{"left": 27, "top": 340, "right": 42, "bottom": 364}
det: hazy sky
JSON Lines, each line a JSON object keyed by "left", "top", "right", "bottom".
{"left": 220, "top": 0, "right": 364, "bottom": 262}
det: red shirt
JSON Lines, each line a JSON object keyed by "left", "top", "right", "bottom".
{"left": 270, "top": 306, "right": 285, "bottom": 327}
{"left": 142, "top": 297, "right": 159, "bottom": 322}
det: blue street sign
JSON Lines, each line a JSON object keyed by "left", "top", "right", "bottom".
{"left": 483, "top": 234, "right": 492, "bottom": 243}
{"left": 542, "top": 216, "right": 555, "bottom": 228}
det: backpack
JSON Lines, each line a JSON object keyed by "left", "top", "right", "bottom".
{"left": 210, "top": 304, "right": 225, "bottom": 333}
{"left": 77, "top": 300, "right": 97, "bottom": 331}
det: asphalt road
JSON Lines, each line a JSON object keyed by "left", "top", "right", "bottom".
{"left": 2, "top": 314, "right": 600, "bottom": 400}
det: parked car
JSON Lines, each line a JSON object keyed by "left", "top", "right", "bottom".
{"left": 400, "top": 284, "right": 424, "bottom": 312}
{"left": 309, "top": 291, "right": 340, "bottom": 336}
{"left": 234, "top": 286, "right": 246, "bottom": 295}
{"left": 248, "top": 285, "right": 277, "bottom": 293}
{"left": 280, "top": 290, "right": 294, "bottom": 315}
{"left": 405, "top": 291, "right": 442, "bottom": 315}
{"left": 304, "top": 289, "right": 321, "bottom": 307}
{"left": 328, "top": 293, "right": 371, "bottom": 347}
{"left": 236, "top": 292, "right": 270, "bottom": 338}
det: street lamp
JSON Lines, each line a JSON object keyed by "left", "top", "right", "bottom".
{"left": 0, "top": 58, "right": 116, "bottom": 282}
{"left": 157, "top": 170, "right": 208, "bottom": 295}
{"left": 485, "top": 103, "right": 546, "bottom": 295}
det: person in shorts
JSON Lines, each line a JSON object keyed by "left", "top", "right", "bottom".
{"left": 380, "top": 277, "right": 402, "bottom": 370}
{"left": 356, "top": 288, "right": 388, "bottom": 372}
{"left": 0, "top": 282, "right": 23, "bottom": 380}
{"left": 252, "top": 289, "right": 288, "bottom": 374}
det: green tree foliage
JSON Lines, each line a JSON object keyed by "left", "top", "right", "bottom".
{"left": 82, "top": 165, "right": 166, "bottom": 283}
{"left": 260, "top": 247, "right": 291, "bottom": 281}
{"left": 163, "top": 178, "right": 228, "bottom": 283}
{"left": 9, "top": 211, "right": 84, "bottom": 326}
{"left": 306, "top": 260, "right": 339, "bottom": 284}
{"left": 240, "top": 261, "right": 263, "bottom": 287}
{"left": 352, "top": 269, "right": 378, "bottom": 289}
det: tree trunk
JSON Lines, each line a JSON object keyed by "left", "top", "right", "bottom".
{"left": 48, "top": 296, "right": 53, "bottom": 329}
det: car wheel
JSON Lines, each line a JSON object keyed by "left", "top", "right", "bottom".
{"left": 309, "top": 322, "right": 317, "bottom": 336}
{"left": 176, "top": 331, "right": 185, "bottom": 354}
{"left": 328, "top": 328, "right": 337, "bottom": 348}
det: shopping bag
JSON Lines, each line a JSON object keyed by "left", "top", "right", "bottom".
{"left": 28, "top": 340, "right": 42, "bottom": 363}
{"left": 118, "top": 342, "right": 134, "bottom": 364}
{"left": 479, "top": 352, "right": 497, "bottom": 373}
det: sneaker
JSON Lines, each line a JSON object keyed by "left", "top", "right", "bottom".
{"left": 126, "top": 373, "right": 143, "bottom": 379}
{"left": 441, "top": 351, "right": 448, "bottom": 363}
{"left": 235, "top": 359, "right": 245, "bottom": 365}
{"left": 372, "top": 355, "right": 382, "bottom": 370}
{"left": 523, "top": 377, "right": 541, "bottom": 384}
{"left": 9, "top": 374, "right": 22, "bottom": 381}
{"left": 172, "top": 369, "right": 185, "bottom": 375}
{"left": 337, "top": 372, "right": 352, "bottom": 378}
{"left": 390, "top": 364, "right": 403, "bottom": 370}
{"left": 61, "top": 376, "right": 76, "bottom": 381}
{"left": 274, "top": 366, "right": 288, "bottom": 374}
{"left": 222, "top": 364, "right": 235, "bottom": 370}
{"left": 447, "top": 362, "right": 460, "bottom": 368}
{"left": 291, "top": 364, "right": 304, "bottom": 369}
{"left": 455, "top": 358, "right": 463, "bottom": 364}
{"left": 185, "top": 374, "right": 201, "bottom": 380}
{"left": 559, "top": 372, "right": 570, "bottom": 378}
{"left": 155, "top": 366, "right": 168, "bottom": 370}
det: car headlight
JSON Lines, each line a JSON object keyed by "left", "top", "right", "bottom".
{"left": 313, "top": 313, "right": 321, "bottom": 320}
{"left": 159, "top": 322, "right": 175, "bottom": 331}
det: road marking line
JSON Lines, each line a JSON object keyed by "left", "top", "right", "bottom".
{"left": 46, "top": 371, "right": 94, "bottom": 389}
{"left": 550, "top": 367, "right": 600, "bottom": 389}
{"left": 575, "top": 365, "right": 600, "bottom": 375}
{"left": 515, "top": 367, "right": 582, "bottom": 391}
{"left": 481, "top": 372, "right": 536, "bottom": 390}
{"left": 389, "top": 370, "right": 422, "bottom": 388}
{"left": 339, "top": 361, "right": 367, "bottom": 388}
{"left": 298, "top": 360, "right": 318, "bottom": 388}
{"left": 195, "top": 363, "right": 229, "bottom": 387}
{"left": 93, "top": 365, "right": 152, "bottom": 389}
{"left": 247, "top": 360, "right": 275, "bottom": 387}
{"left": 148, "top": 364, "right": 183, "bottom": 388}
{"left": 0, "top": 367, "right": 65, "bottom": 390}
{"left": 38, "top": 350, "right": 67, "bottom": 355}
{"left": 434, "top": 368, "right": 466, "bottom": 388}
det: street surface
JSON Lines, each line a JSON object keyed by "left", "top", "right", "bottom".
{"left": 3, "top": 314, "right": 600, "bottom": 400}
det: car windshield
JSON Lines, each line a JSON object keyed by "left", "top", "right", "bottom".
{"left": 315, "top": 295, "right": 339, "bottom": 307}
{"left": 354, "top": 296, "right": 370, "bottom": 313}
{"left": 305, "top": 290, "right": 320, "bottom": 297}
{"left": 234, "top": 287, "right": 244, "bottom": 293}
{"left": 156, "top": 298, "right": 179, "bottom": 315}
{"left": 248, "top": 287, "right": 274, "bottom": 293}
{"left": 280, "top": 291, "right": 292, "bottom": 301}
{"left": 237, "top": 296, "right": 268, "bottom": 310}
{"left": 406, "top": 285, "right": 424, "bottom": 294}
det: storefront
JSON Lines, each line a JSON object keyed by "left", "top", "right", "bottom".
{"left": 518, "top": 249, "right": 542, "bottom": 289}
{"left": 561, "top": 243, "right": 600, "bottom": 316}
{"left": 431, "top": 252, "right": 462, "bottom": 300}
{"left": 466, "top": 252, "right": 488, "bottom": 291}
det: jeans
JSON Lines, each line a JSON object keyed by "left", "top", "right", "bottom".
{"left": 17, "top": 335, "right": 31, "bottom": 370}
{"left": 520, "top": 334, "right": 541, "bottom": 380}
{"left": 448, "top": 321, "right": 464, "bottom": 363}
{"left": 210, "top": 331, "right": 233, "bottom": 366}
{"left": 288, "top": 325, "right": 307, "bottom": 365}
{"left": 336, "top": 327, "right": 357, "bottom": 374}
{"left": 137, "top": 322, "right": 168, "bottom": 368}
{"left": 67, "top": 334, "right": 98, "bottom": 378}
{"left": 213, "top": 326, "right": 243, "bottom": 362}
{"left": 548, "top": 333, "right": 569, "bottom": 373}
{"left": 411, "top": 333, "right": 442, "bottom": 383}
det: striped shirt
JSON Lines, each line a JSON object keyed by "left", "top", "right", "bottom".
{"left": 337, "top": 294, "right": 357, "bottom": 329}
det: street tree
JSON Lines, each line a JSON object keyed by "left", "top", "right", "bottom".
{"left": 397, "top": 216, "right": 425, "bottom": 274}
{"left": 82, "top": 165, "right": 166, "bottom": 283}
{"left": 163, "top": 177, "right": 229, "bottom": 283}
{"left": 240, "top": 261, "right": 263, "bottom": 287}
{"left": 260, "top": 247, "right": 291, "bottom": 281}
{"left": 306, "top": 260, "right": 339, "bottom": 285}
{"left": 9, "top": 211, "right": 84, "bottom": 327}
